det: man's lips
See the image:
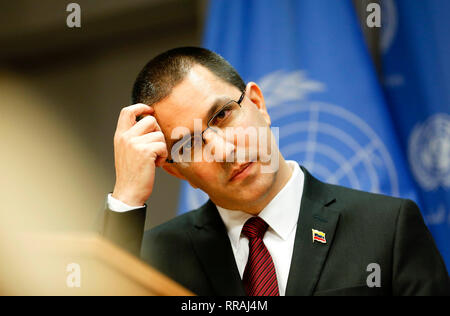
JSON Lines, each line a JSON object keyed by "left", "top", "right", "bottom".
{"left": 229, "top": 162, "right": 253, "bottom": 181}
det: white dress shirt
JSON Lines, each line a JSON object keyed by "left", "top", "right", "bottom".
{"left": 107, "top": 193, "right": 144, "bottom": 212}
{"left": 108, "top": 160, "right": 304, "bottom": 296}
{"left": 216, "top": 160, "right": 304, "bottom": 296}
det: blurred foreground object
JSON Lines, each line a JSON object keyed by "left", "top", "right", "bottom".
{"left": 0, "top": 73, "right": 191, "bottom": 295}
{"left": 7, "top": 233, "right": 194, "bottom": 296}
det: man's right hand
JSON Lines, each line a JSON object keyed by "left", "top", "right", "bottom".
{"left": 111, "top": 103, "right": 168, "bottom": 206}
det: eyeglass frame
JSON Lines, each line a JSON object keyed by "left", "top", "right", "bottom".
{"left": 165, "top": 89, "right": 246, "bottom": 164}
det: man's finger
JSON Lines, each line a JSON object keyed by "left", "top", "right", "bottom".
{"left": 132, "top": 131, "right": 166, "bottom": 144}
{"left": 127, "top": 114, "right": 162, "bottom": 137}
{"left": 116, "top": 103, "right": 154, "bottom": 134}
{"left": 147, "top": 142, "right": 169, "bottom": 161}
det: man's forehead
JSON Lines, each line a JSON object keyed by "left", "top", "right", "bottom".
{"left": 152, "top": 65, "right": 237, "bottom": 131}
{"left": 168, "top": 65, "right": 235, "bottom": 102}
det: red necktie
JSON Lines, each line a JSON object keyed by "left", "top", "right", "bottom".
{"left": 242, "top": 217, "right": 280, "bottom": 296}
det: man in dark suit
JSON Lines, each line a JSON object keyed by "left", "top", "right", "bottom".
{"left": 101, "top": 47, "right": 449, "bottom": 296}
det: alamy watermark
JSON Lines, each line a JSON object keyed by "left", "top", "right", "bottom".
{"left": 66, "top": 3, "right": 81, "bottom": 28}
{"left": 366, "top": 263, "right": 381, "bottom": 288}
{"left": 66, "top": 263, "right": 81, "bottom": 288}
{"left": 366, "top": 3, "right": 381, "bottom": 28}
{"left": 66, "top": 2, "right": 380, "bottom": 29}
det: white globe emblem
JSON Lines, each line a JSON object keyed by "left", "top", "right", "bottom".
{"left": 408, "top": 114, "right": 450, "bottom": 191}
{"left": 260, "top": 70, "right": 400, "bottom": 196}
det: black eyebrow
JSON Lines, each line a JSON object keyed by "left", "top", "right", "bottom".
{"left": 205, "top": 96, "right": 229, "bottom": 122}
{"left": 168, "top": 96, "right": 229, "bottom": 147}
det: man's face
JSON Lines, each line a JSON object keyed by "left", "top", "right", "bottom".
{"left": 154, "top": 65, "right": 280, "bottom": 210}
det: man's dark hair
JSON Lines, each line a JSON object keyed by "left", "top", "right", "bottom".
{"left": 131, "top": 47, "right": 246, "bottom": 105}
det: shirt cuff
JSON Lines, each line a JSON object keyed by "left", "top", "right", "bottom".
{"left": 107, "top": 193, "right": 145, "bottom": 213}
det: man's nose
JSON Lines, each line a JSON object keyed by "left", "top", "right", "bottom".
{"left": 203, "top": 128, "right": 235, "bottom": 162}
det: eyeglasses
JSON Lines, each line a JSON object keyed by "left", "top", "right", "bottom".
{"left": 166, "top": 90, "right": 246, "bottom": 164}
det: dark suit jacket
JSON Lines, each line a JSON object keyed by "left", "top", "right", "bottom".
{"left": 101, "top": 167, "right": 450, "bottom": 295}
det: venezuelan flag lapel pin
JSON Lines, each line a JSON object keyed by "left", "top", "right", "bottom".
{"left": 312, "top": 229, "right": 327, "bottom": 244}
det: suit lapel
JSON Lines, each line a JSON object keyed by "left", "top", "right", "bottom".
{"left": 285, "top": 167, "right": 341, "bottom": 296}
{"left": 189, "top": 200, "right": 246, "bottom": 296}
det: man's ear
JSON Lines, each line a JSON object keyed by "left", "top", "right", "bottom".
{"left": 246, "top": 82, "right": 271, "bottom": 126}
{"left": 161, "top": 163, "right": 199, "bottom": 189}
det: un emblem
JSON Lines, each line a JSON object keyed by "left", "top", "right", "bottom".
{"left": 408, "top": 114, "right": 450, "bottom": 191}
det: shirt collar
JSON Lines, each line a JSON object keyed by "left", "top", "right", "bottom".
{"left": 216, "top": 160, "right": 304, "bottom": 249}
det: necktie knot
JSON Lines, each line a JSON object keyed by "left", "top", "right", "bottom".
{"left": 242, "top": 217, "right": 268, "bottom": 240}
